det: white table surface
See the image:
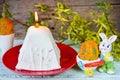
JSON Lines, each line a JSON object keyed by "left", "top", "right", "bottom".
{"left": 0, "top": 40, "right": 120, "bottom": 80}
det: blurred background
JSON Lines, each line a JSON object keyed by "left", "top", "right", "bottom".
{"left": 0, "top": 0, "right": 120, "bottom": 39}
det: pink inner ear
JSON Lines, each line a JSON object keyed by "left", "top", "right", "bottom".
{"left": 109, "top": 37, "right": 114, "bottom": 42}
{"left": 110, "top": 37, "right": 113, "bottom": 41}
{"left": 103, "top": 36, "right": 106, "bottom": 40}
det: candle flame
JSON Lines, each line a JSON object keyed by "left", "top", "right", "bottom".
{"left": 35, "top": 23, "right": 39, "bottom": 28}
{"left": 34, "top": 11, "right": 39, "bottom": 28}
{"left": 35, "top": 11, "right": 38, "bottom": 22}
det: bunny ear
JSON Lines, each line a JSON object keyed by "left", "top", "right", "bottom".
{"left": 109, "top": 35, "right": 117, "bottom": 43}
{"left": 99, "top": 33, "right": 107, "bottom": 41}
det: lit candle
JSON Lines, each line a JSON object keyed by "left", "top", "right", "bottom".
{"left": 16, "top": 11, "right": 61, "bottom": 71}
{"left": 34, "top": 11, "right": 39, "bottom": 28}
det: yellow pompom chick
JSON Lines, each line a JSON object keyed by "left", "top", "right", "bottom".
{"left": 84, "top": 68, "right": 94, "bottom": 76}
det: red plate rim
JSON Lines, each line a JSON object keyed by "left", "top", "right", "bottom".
{"left": 2, "top": 43, "right": 77, "bottom": 76}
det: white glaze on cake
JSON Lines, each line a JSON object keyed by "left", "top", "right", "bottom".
{"left": 16, "top": 26, "right": 61, "bottom": 70}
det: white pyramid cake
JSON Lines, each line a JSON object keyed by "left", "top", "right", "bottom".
{"left": 16, "top": 26, "right": 61, "bottom": 70}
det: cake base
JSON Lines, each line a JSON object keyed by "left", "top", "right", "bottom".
{"left": 2, "top": 43, "right": 77, "bottom": 76}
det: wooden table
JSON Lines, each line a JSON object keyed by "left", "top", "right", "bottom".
{"left": 0, "top": 40, "right": 120, "bottom": 80}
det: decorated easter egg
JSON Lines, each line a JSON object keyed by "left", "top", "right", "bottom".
{"left": 0, "top": 18, "right": 14, "bottom": 35}
{"left": 78, "top": 40, "right": 99, "bottom": 60}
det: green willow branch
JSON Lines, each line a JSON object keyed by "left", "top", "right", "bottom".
{"left": 102, "top": 9, "right": 120, "bottom": 40}
{"left": 103, "top": 10, "right": 115, "bottom": 34}
{"left": 4, "top": 4, "right": 29, "bottom": 27}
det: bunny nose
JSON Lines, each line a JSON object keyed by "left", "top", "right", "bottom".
{"left": 100, "top": 48, "right": 106, "bottom": 51}
{"left": 104, "top": 48, "right": 106, "bottom": 50}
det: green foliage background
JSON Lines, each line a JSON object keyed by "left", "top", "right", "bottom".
{"left": 33, "top": 1, "right": 120, "bottom": 61}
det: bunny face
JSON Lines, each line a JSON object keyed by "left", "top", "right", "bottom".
{"left": 99, "top": 40, "right": 112, "bottom": 53}
{"left": 99, "top": 33, "right": 117, "bottom": 54}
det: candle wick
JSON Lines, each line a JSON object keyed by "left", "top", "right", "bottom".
{"left": 35, "top": 23, "right": 39, "bottom": 28}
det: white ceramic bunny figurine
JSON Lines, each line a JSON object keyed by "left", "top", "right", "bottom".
{"left": 99, "top": 33, "right": 117, "bottom": 74}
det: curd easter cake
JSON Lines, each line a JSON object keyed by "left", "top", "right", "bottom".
{"left": 16, "top": 25, "right": 61, "bottom": 71}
